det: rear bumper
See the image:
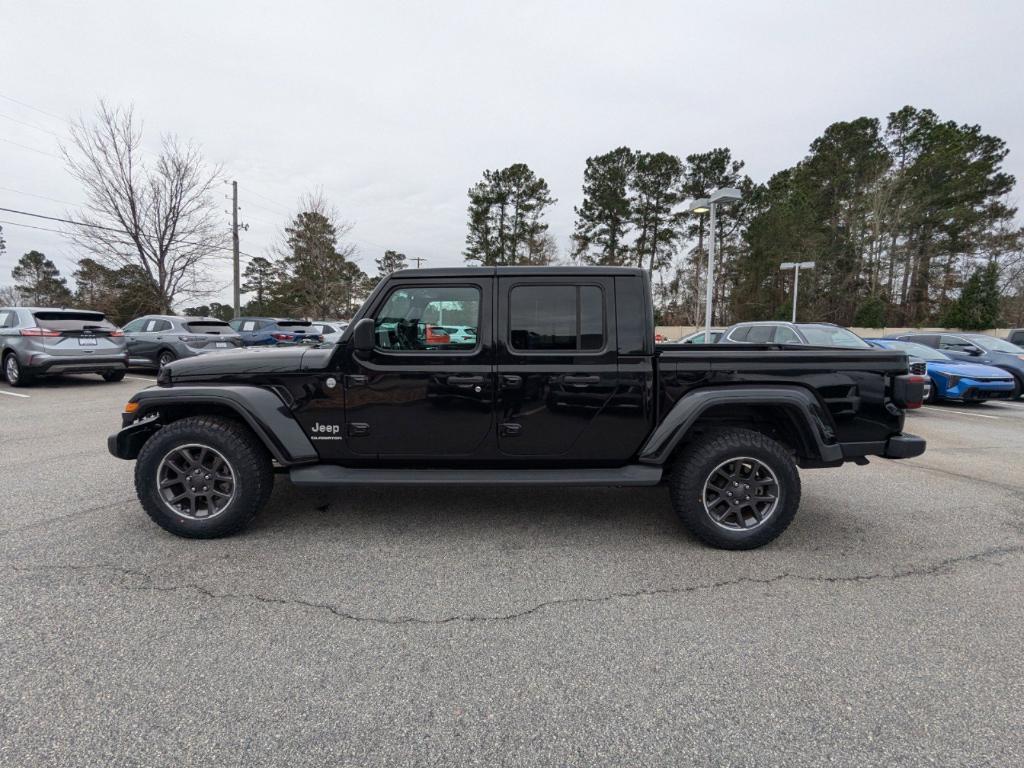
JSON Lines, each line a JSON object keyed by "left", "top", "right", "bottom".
{"left": 883, "top": 433, "right": 926, "bottom": 459}
{"left": 28, "top": 353, "right": 128, "bottom": 375}
{"left": 839, "top": 433, "right": 926, "bottom": 461}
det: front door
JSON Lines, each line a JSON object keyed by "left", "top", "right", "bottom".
{"left": 344, "top": 279, "right": 494, "bottom": 458}
{"left": 495, "top": 276, "right": 621, "bottom": 460}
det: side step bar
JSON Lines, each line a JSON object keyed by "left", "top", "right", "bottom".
{"left": 289, "top": 464, "right": 663, "bottom": 487}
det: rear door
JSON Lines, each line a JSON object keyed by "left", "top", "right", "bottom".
{"left": 496, "top": 275, "right": 621, "bottom": 460}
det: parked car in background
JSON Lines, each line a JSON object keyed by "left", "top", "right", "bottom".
{"left": 868, "top": 339, "right": 1013, "bottom": 403}
{"left": 1007, "top": 329, "right": 1024, "bottom": 346}
{"left": 0, "top": 307, "right": 128, "bottom": 386}
{"left": 720, "top": 321, "right": 872, "bottom": 348}
{"left": 310, "top": 320, "right": 349, "bottom": 344}
{"left": 227, "top": 317, "right": 324, "bottom": 346}
{"left": 122, "top": 315, "right": 242, "bottom": 370}
{"left": 886, "top": 332, "right": 1024, "bottom": 399}
{"left": 677, "top": 328, "right": 724, "bottom": 344}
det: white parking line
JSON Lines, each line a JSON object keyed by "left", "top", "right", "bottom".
{"left": 921, "top": 406, "right": 1000, "bottom": 420}
{"left": 0, "top": 389, "right": 30, "bottom": 398}
{"left": 125, "top": 376, "right": 156, "bottom": 382}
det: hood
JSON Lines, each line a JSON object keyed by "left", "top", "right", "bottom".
{"left": 928, "top": 360, "right": 1012, "bottom": 378}
{"left": 160, "top": 346, "right": 334, "bottom": 384}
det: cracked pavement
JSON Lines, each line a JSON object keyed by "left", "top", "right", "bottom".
{"left": 2, "top": 376, "right": 1023, "bottom": 766}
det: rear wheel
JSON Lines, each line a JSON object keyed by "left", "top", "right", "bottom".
{"left": 102, "top": 370, "right": 126, "bottom": 382}
{"left": 669, "top": 428, "right": 801, "bottom": 550}
{"left": 1009, "top": 375, "right": 1022, "bottom": 401}
{"left": 3, "top": 353, "right": 33, "bottom": 387}
{"left": 925, "top": 377, "right": 938, "bottom": 403}
{"left": 157, "top": 350, "right": 175, "bottom": 370}
{"left": 135, "top": 416, "right": 273, "bottom": 538}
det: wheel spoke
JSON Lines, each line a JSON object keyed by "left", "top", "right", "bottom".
{"left": 702, "top": 455, "right": 781, "bottom": 532}
{"left": 157, "top": 444, "right": 235, "bottom": 521}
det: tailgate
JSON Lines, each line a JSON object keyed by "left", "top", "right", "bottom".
{"left": 33, "top": 310, "right": 124, "bottom": 356}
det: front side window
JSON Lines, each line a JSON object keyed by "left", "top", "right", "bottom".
{"left": 122, "top": 318, "right": 146, "bottom": 333}
{"left": 374, "top": 285, "right": 480, "bottom": 352}
{"left": 939, "top": 335, "right": 972, "bottom": 350}
{"left": 509, "top": 284, "right": 605, "bottom": 352}
{"left": 774, "top": 326, "right": 802, "bottom": 344}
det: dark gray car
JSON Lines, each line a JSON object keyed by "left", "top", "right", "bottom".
{"left": 0, "top": 307, "right": 128, "bottom": 386}
{"left": 887, "top": 332, "right": 1024, "bottom": 399}
{"left": 122, "top": 315, "right": 243, "bottom": 369}
{"left": 719, "top": 321, "right": 873, "bottom": 348}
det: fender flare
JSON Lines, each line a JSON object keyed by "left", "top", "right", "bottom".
{"left": 637, "top": 385, "right": 842, "bottom": 465}
{"left": 109, "top": 385, "right": 318, "bottom": 464}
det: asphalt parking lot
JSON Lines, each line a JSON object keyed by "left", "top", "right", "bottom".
{"left": 2, "top": 376, "right": 1023, "bottom": 767}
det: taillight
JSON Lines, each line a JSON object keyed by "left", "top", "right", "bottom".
{"left": 893, "top": 374, "right": 927, "bottom": 409}
{"left": 20, "top": 327, "right": 61, "bottom": 337}
{"left": 271, "top": 332, "right": 293, "bottom": 341}
{"left": 177, "top": 335, "right": 205, "bottom": 343}
{"left": 424, "top": 325, "right": 450, "bottom": 344}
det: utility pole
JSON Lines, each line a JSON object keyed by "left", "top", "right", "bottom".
{"left": 411, "top": 256, "right": 427, "bottom": 268}
{"left": 231, "top": 180, "right": 241, "bottom": 318}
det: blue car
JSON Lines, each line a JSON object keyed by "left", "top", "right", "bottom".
{"left": 227, "top": 317, "right": 324, "bottom": 347}
{"left": 868, "top": 339, "right": 1016, "bottom": 403}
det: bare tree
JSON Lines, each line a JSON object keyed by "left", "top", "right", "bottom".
{"left": 62, "top": 101, "right": 225, "bottom": 312}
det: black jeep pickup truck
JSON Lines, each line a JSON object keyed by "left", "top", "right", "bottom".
{"left": 109, "top": 267, "right": 925, "bottom": 549}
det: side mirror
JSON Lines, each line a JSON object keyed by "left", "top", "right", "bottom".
{"left": 352, "top": 317, "right": 375, "bottom": 353}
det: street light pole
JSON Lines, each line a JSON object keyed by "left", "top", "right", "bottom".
{"left": 780, "top": 261, "right": 815, "bottom": 322}
{"left": 690, "top": 188, "right": 742, "bottom": 340}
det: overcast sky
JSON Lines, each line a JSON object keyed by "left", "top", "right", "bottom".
{"left": 3, "top": 0, "right": 1023, "bottom": 307}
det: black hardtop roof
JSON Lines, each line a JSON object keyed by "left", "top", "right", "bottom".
{"left": 389, "top": 266, "right": 647, "bottom": 279}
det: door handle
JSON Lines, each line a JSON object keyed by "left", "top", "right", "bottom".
{"left": 501, "top": 374, "right": 523, "bottom": 388}
{"left": 446, "top": 375, "right": 484, "bottom": 387}
{"left": 563, "top": 374, "right": 600, "bottom": 386}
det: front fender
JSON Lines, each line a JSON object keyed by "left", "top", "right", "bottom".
{"left": 638, "top": 385, "right": 842, "bottom": 465}
{"left": 108, "top": 385, "right": 318, "bottom": 464}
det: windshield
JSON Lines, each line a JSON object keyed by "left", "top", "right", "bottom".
{"left": 798, "top": 325, "right": 871, "bottom": 349}
{"left": 965, "top": 335, "right": 1024, "bottom": 353}
{"left": 876, "top": 340, "right": 950, "bottom": 362}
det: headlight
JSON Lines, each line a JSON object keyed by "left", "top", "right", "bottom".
{"left": 943, "top": 373, "right": 960, "bottom": 387}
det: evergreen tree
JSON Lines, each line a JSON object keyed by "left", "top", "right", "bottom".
{"left": 630, "top": 151, "right": 685, "bottom": 273}
{"left": 12, "top": 251, "right": 73, "bottom": 306}
{"left": 376, "top": 250, "right": 408, "bottom": 275}
{"left": 572, "top": 147, "right": 636, "bottom": 265}
{"left": 241, "top": 256, "right": 279, "bottom": 315}
{"left": 944, "top": 263, "right": 1001, "bottom": 330}
{"left": 464, "top": 163, "right": 556, "bottom": 265}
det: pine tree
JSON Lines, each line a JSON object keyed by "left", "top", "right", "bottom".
{"left": 12, "top": 251, "right": 73, "bottom": 306}
{"left": 464, "top": 164, "right": 555, "bottom": 265}
{"left": 376, "top": 250, "right": 408, "bottom": 275}
{"left": 572, "top": 147, "right": 636, "bottom": 265}
{"left": 630, "top": 152, "right": 685, "bottom": 273}
{"left": 242, "top": 256, "right": 280, "bottom": 315}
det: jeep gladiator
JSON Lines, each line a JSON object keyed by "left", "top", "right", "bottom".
{"left": 109, "top": 267, "right": 926, "bottom": 549}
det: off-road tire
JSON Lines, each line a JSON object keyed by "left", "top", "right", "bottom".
{"left": 669, "top": 428, "right": 801, "bottom": 550}
{"left": 135, "top": 416, "right": 273, "bottom": 538}
{"left": 102, "top": 370, "right": 126, "bottom": 382}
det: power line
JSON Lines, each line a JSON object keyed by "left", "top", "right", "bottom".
{"left": 0, "top": 207, "right": 257, "bottom": 258}
{"left": 0, "top": 185, "right": 79, "bottom": 207}
{"left": 0, "top": 92, "right": 73, "bottom": 125}
{"left": 0, "top": 112, "right": 64, "bottom": 138}
{"left": 0, "top": 137, "right": 61, "bottom": 159}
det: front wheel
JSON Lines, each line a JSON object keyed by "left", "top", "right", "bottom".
{"left": 102, "top": 370, "right": 126, "bottom": 382}
{"left": 669, "top": 428, "right": 801, "bottom": 550}
{"left": 134, "top": 416, "right": 274, "bottom": 538}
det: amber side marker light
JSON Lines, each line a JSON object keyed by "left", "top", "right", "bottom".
{"left": 124, "top": 402, "right": 140, "bottom": 414}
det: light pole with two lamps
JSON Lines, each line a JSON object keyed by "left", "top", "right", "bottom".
{"left": 689, "top": 187, "right": 742, "bottom": 340}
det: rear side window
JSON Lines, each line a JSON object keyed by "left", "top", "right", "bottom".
{"left": 241, "top": 321, "right": 258, "bottom": 331}
{"left": 0, "top": 310, "right": 17, "bottom": 328}
{"left": 32, "top": 311, "right": 114, "bottom": 331}
{"left": 509, "top": 285, "right": 604, "bottom": 352}
{"left": 185, "top": 321, "right": 231, "bottom": 334}
{"left": 152, "top": 319, "right": 173, "bottom": 332}
{"left": 774, "top": 326, "right": 801, "bottom": 344}
{"left": 745, "top": 325, "right": 775, "bottom": 343}
{"left": 727, "top": 326, "right": 750, "bottom": 342}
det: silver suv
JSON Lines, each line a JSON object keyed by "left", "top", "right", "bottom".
{"left": 122, "top": 315, "right": 243, "bottom": 369}
{"left": 0, "top": 307, "right": 128, "bottom": 386}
